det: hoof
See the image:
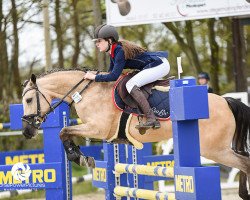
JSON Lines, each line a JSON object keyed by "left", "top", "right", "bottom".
{"left": 77, "top": 156, "right": 96, "bottom": 168}
{"left": 86, "top": 157, "right": 96, "bottom": 168}
{"left": 74, "top": 155, "right": 95, "bottom": 168}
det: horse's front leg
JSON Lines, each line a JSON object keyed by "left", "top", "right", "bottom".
{"left": 59, "top": 123, "right": 104, "bottom": 168}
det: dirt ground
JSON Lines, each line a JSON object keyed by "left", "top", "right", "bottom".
{"left": 71, "top": 189, "right": 241, "bottom": 200}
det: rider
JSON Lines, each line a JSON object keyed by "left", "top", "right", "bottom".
{"left": 197, "top": 72, "right": 213, "bottom": 93}
{"left": 84, "top": 24, "right": 170, "bottom": 129}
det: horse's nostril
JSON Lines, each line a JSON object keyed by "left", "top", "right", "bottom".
{"left": 22, "top": 126, "right": 35, "bottom": 139}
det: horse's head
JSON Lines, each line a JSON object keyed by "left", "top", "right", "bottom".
{"left": 22, "top": 74, "right": 52, "bottom": 139}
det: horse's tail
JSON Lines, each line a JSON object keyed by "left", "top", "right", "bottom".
{"left": 224, "top": 97, "right": 250, "bottom": 157}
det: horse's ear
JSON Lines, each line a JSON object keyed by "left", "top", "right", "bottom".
{"left": 30, "top": 74, "right": 36, "bottom": 85}
{"left": 21, "top": 80, "right": 29, "bottom": 87}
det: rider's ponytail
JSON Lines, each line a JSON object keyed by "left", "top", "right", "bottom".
{"left": 119, "top": 40, "right": 147, "bottom": 60}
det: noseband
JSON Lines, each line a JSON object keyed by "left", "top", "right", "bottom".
{"left": 22, "top": 71, "right": 99, "bottom": 129}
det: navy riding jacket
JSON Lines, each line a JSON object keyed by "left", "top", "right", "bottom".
{"left": 95, "top": 44, "right": 168, "bottom": 82}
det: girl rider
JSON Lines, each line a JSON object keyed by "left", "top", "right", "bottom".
{"left": 84, "top": 24, "right": 170, "bottom": 130}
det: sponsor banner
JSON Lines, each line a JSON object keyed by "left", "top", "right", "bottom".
{"left": 0, "top": 162, "right": 62, "bottom": 190}
{"left": 106, "top": 0, "right": 250, "bottom": 26}
{"left": 0, "top": 145, "right": 103, "bottom": 165}
{"left": 0, "top": 150, "right": 44, "bottom": 165}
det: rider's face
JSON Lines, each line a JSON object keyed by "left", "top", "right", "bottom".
{"left": 95, "top": 39, "right": 109, "bottom": 52}
{"left": 198, "top": 78, "right": 208, "bottom": 85}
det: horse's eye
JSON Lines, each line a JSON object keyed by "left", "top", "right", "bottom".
{"left": 26, "top": 98, "right": 32, "bottom": 104}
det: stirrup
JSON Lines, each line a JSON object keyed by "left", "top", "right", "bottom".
{"left": 152, "top": 120, "right": 161, "bottom": 129}
{"left": 135, "top": 120, "right": 160, "bottom": 130}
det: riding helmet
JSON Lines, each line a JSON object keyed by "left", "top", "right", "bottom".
{"left": 93, "top": 24, "right": 119, "bottom": 42}
{"left": 198, "top": 72, "right": 210, "bottom": 80}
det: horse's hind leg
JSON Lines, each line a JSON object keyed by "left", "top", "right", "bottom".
{"left": 234, "top": 153, "right": 250, "bottom": 200}
{"left": 239, "top": 171, "right": 250, "bottom": 200}
{"left": 204, "top": 147, "right": 250, "bottom": 200}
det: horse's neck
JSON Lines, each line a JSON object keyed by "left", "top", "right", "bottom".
{"left": 37, "top": 72, "right": 82, "bottom": 101}
{"left": 37, "top": 71, "right": 113, "bottom": 103}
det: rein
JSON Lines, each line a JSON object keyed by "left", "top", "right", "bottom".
{"left": 22, "top": 71, "right": 99, "bottom": 129}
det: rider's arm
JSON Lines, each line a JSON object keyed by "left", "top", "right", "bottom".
{"left": 95, "top": 49, "right": 126, "bottom": 82}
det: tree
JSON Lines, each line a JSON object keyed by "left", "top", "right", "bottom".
{"left": 0, "top": 0, "right": 7, "bottom": 99}
{"left": 208, "top": 19, "right": 220, "bottom": 93}
{"left": 163, "top": 21, "right": 202, "bottom": 73}
{"left": 92, "top": 0, "right": 105, "bottom": 70}
{"left": 163, "top": 19, "right": 236, "bottom": 93}
{"left": 223, "top": 18, "right": 234, "bottom": 84}
{"left": 55, "top": 0, "right": 64, "bottom": 68}
{"left": 11, "top": 0, "right": 21, "bottom": 98}
{"left": 232, "top": 18, "right": 247, "bottom": 92}
{"left": 71, "top": 0, "right": 80, "bottom": 67}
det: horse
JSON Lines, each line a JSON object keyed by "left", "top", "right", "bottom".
{"left": 21, "top": 69, "right": 250, "bottom": 200}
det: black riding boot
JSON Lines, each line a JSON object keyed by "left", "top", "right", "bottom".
{"left": 130, "top": 86, "right": 161, "bottom": 129}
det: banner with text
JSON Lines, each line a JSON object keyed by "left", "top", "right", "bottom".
{"left": 106, "top": 0, "right": 250, "bottom": 26}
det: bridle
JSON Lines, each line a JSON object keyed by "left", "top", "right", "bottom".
{"left": 22, "top": 85, "right": 52, "bottom": 129}
{"left": 22, "top": 71, "right": 99, "bottom": 129}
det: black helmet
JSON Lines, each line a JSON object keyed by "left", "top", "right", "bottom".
{"left": 198, "top": 72, "right": 210, "bottom": 80}
{"left": 93, "top": 24, "right": 119, "bottom": 42}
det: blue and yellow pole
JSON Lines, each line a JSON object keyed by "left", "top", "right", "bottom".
{"left": 0, "top": 123, "right": 10, "bottom": 130}
{"left": 114, "top": 186, "right": 176, "bottom": 200}
{"left": 115, "top": 163, "right": 174, "bottom": 178}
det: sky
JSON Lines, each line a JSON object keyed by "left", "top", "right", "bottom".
{"left": 3, "top": 1, "right": 49, "bottom": 69}
{"left": 19, "top": 23, "right": 45, "bottom": 67}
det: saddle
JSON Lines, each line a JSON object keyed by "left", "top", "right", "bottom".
{"left": 116, "top": 72, "right": 174, "bottom": 111}
{"left": 109, "top": 73, "right": 173, "bottom": 148}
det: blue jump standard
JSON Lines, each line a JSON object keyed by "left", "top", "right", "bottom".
{"left": 0, "top": 100, "right": 72, "bottom": 200}
{"left": 170, "top": 79, "right": 221, "bottom": 200}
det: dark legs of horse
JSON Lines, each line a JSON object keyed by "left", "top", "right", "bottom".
{"left": 63, "top": 139, "right": 95, "bottom": 168}
{"left": 232, "top": 153, "right": 250, "bottom": 200}
{"left": 130, "top": 86, "right": 160, "bottom": 130}
{"left": 239, "top": 171, "right": 250, "bottom": 200}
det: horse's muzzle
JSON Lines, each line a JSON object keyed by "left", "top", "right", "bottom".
{"left": 22, "top": 121, "right": 38, "bottom": 139}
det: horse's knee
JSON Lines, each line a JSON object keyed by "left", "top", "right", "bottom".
{"left": 59, "top": 127, "right": 70, "bottom": 141}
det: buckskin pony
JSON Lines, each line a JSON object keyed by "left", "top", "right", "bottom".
{"left": 21, "top": 70, "right": 250, "bottom": 200}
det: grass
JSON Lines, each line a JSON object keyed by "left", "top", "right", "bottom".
{"left": 1, "top": 189, "right": 45, "bottom": 200}
{"left": 1, "top": 181, "right": 98, "bottom": 200}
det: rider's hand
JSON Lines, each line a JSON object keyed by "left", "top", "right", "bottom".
{"left": 84, "top": 72, "right": 96, "bottom": 80}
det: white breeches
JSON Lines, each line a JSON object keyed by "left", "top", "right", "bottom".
{"left": 126, "top": 57, "right": 170, "bottom": 93}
